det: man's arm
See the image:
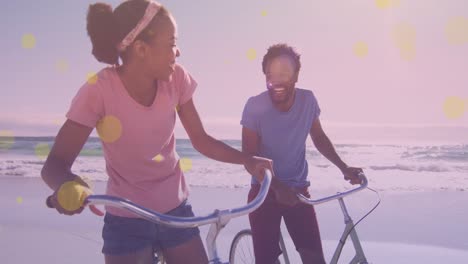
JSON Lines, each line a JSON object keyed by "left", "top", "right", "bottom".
{"left": 309, "top": 117, "right": 348, "bottom": 170}
{"left": 310, "top": 117, "right": 363, "bottom": 184}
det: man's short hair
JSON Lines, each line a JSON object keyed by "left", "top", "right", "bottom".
{"left": 262, "top": 43, "right": 301, "bottom": 74}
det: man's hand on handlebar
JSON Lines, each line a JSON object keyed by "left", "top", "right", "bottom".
{"left": 341, "top": 166, "right": 365, "bottom": 185}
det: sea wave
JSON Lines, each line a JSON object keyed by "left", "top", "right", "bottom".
{"left": 1, "top": 137, "right": 467, "bottom": 191}
{"left": 369, "top": 164, "right": 452, "bottom": 173}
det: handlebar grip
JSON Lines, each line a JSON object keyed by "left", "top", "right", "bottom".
{"left": 297, "top": 173, "right": 368, "bottom": 205}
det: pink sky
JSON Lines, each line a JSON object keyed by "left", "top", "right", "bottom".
{"left": 1, "top": 0, "right": 467, "bottom": 138}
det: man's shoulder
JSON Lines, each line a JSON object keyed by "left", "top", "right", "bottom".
{"left": 296, "top": 88, "right": 314, "bottom": 97}
{"left": 247, "top": 91, "right": 269, "bottom": 103}
{"left": 296, "top": 88, "right": 319, "bottom": 103}
{"left": 245, "top": 91, "right": 269, "bottom": 108}
{"left": 243, "top": 91, "right": 270, "bottom": 118}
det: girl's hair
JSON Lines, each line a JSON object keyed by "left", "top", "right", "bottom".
{"left": 86, "top": 0, "right": 170, "bottom": 65}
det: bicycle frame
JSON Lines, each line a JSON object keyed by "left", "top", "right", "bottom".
{"left": 85, "top": 170, "right": 273, "bottom": 264}
{"left": 228, "top": 174, "right": 370, "bottom": 264}
{"left": 331, "top": 197, "right": 368, "bottom": 264}
{"left": 292, "top": 173, "right": 369, "bottom": 264}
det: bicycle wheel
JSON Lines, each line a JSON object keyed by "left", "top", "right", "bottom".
{"left": 229, "top": 229, "right": 255, "bottom": 264}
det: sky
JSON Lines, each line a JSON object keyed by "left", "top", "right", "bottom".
{"left": 1, "top": 0, "right": 467, "bottom": 140}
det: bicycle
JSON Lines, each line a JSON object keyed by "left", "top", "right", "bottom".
{"left": 47, "top": 170, "right": 272, "bottom": 264}
{"left": 229, "top": 174, "right": 376, "bottom": 264}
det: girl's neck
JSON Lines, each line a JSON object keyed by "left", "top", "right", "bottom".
{"left": 117, "top": 65, "right": 158, "bottom": 107}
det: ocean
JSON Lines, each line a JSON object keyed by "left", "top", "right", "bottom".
{"left": 1, "top": 136, "right": 467, "bottom": 192}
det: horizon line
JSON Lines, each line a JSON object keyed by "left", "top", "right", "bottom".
{"left": 1, "top": 116, "right": 468, "bottom": 128}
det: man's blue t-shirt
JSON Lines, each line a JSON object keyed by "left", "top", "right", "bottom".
{"left": 241, "top": 88, "right": 321, "bottom": 187}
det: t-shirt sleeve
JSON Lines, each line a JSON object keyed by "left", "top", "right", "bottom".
{"left": 66, "top": 81, "right": 104, "bottom": 128}
{"left": 175, "top": 64, "right": 197, "bottom": 106}
{"left": 240, "top": 97, "right": 258, "bottom": 132}
{"left": 309, "top": 91, "right": 321, "bottom": 122}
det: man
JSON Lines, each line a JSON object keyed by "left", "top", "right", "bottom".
{"left": 241, "top": 43, "right": 364, "bottom": 264}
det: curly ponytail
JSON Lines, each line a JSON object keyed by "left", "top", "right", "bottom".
{"left": 86, "top": 0, "right": 171, "bottom": 65}
{"left": 86, "top": 3, "right": 120, "bottom": 65}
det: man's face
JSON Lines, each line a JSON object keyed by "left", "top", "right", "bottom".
{"left": 265, "top": 55, "right": 298, "bottom": 105}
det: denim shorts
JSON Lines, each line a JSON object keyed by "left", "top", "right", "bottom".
{"left": 102, "top": 200, "right": 200, "bottom": 255}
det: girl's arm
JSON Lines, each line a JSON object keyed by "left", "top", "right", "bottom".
{"left": 177, "top": 98, "right": 272, "bottom": 180}
{"left": 41, "top": 119, "right": 95, "bottom": 215}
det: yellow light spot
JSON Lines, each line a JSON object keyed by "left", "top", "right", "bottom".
{"left": 443, "top": 96, "right": 465, "bottom": 119}
{"left": 445, "top": 17, "right": 468, "bottom": 45}
{"left": 16, "top": 197, "right": 23, "bottom": 204}
{"left": 391, "top": 22, "right": 416, "bottom": 60}
{"left": 96, "top": 115, "right": 122, "bottom": 143}
{"left": 57, "top": 181, "right": 89, "bottom": 211}
{"left": 175, "top": 105, "right": 180, "bottom": 112}
{"left": 375, "top": 0, "right": 400, "bottom": 9}
{"left": 247, "top": 49, "right": 257, "bottom": 61}
{"left": 392, "top": 22, "right": 416, "bottom": 49}
{"left": 0, "top": 130, "right": 15, "bottom": 150}
{"left": 153, "top": 154, "right": 165, "bottom": 162}
{"left": 353, "top": 41, "right": 369, "bottom": 57}
{"left": 399, "top": 42, "right": 416, "bottom": 61}
{"left": 53, "top": 118, "right": 65, "bottom": 126}
{"left": 35, "top": 143, "right": 50, "bottom": 159}
{"left": 21, "top": 33, "right": 36, "bottom": 49}
{"left": 56, "top": 59, "right": 69, "bottom": 73}
{"left": 375, "top": 0, "right": 391, "bottom": 9}
{"left": 261, "top": 10, "right": 268, "bottom": 17}
{"left": 87, "top": 72, "right": 98, "bottom": 85}
{"left": 179, "top": 158, "right": 192, "bottom": 172}
{"left": 390, "top": 0, "right": 401, "bottom": 8}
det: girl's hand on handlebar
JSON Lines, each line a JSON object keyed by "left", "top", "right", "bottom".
{"left": 46, "top": 179, "right": 104, "bottom": 216}
{"left": 244, "top": 156, "right": 274, "bottom": 182}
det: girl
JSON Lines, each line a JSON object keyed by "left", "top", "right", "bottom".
{"left": 41, "top": 1, "right": 272, "bottom": 263}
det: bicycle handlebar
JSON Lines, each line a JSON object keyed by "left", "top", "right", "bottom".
{"left": 297, "top": 173, "right": 368, "bottom": 205}
{"left": 77, "top": 170, "right": 272, "bottom": 228}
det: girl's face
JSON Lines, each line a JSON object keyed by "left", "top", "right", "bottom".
{"left": 134, "top": 15, "right": 180, "bottom": 81}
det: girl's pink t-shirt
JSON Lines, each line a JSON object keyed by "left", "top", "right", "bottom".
{"left": 66, "top": 64, "right": 196, "bottom": 217}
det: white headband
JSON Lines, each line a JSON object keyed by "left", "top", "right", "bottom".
{"left": 116, "top": 1, "right": 162, "bottom": 52}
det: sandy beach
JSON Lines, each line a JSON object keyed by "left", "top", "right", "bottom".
{"left": 1, "top": 177, "right": 467, "bottom": 263}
